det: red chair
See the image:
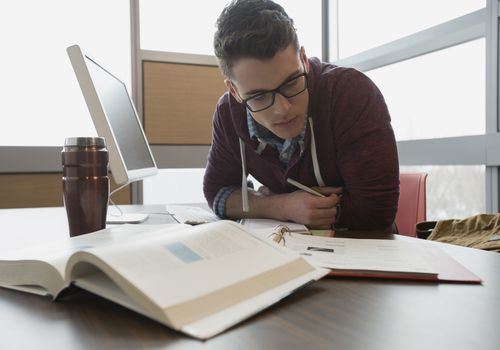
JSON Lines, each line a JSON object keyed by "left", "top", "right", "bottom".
{"left": 395, "top": 173, "right": 428, "bottom": 237}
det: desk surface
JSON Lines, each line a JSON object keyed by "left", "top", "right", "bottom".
{"left": 1, "top": 206, "right": 499, "bottom": 350}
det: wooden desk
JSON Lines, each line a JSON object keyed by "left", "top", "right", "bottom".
{"left": 1, "top": 206, "right": 499, "bottom": 350}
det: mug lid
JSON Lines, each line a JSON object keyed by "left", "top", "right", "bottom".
{"left": 64, "top": 137, "right": 105, "bottom": 147}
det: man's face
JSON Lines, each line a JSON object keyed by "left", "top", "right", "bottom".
{"left": 227, "top": 45, "right": 309, "bottom": 140}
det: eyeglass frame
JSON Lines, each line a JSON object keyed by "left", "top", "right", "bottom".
{"left": 233, "top": 71, "right": 309, "bottom": 113}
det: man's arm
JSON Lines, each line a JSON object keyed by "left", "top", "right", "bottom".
{"left": 331, "top": 69, "right": 399, "bottom": 230}
{"left": 225, "top": 187, "right": 342, "bottom": 228}
{"left": 203, "top": 97, "right": 244, "bottom": 210}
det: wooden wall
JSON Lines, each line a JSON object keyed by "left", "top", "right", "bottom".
{"left": 143, "top": 61, "right": 226, "bottom": 144}
{"left": 0, "top": 173, "right": 130, "bottom": 209}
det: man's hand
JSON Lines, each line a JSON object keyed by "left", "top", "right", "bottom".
{"left": 225, "top": 186, "right": 343, "bottom": 228}
{"left": 281, "top": 186, "right": 343, "bottom": 228}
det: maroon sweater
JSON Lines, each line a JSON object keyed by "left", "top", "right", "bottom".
{"left": 203, "top": 58, "right": 399, "bottom": 230}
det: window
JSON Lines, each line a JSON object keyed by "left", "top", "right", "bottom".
{"left": 275, "top": 0, "right": 322, "bottom": 59}
{"left": 365, "top": 39, "right": 485, "bottom": 141}
{"left": 400, "top": 165, "right": 485, "bottom": 220}
{"left": 139, "top": 0, "right": 227, "bottom": 55}
{"left": 143, "top": 169, "right": 206, "bottom": 204}
{"left": 0, "top": 0, "right": 130, "bottom": 146}
{"left": 333, "top": 2, "right": 494, "bottom": 216}
{"left": 139, "top": 0, "right": 323, "bottom": 58}
{"left": 336, "top": 0, "right": 485, "bottom": 58}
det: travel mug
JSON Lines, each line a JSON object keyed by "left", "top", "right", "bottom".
{"left": 62, "top": 137, "right": 109, "bottom": 237}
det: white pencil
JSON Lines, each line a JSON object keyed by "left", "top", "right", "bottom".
{"left": 286, "top": 178, "right": 326, "bottom": 198}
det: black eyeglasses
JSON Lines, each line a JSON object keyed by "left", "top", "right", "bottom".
{"left": 237, "top": 72, "right": 308, "bottom": 113}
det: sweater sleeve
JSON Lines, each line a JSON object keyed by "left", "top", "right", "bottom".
{"left": 203, "top": 98, "right": 243, "bottom": 210}
{"left": 332, "top": 69, "right": 399, "bottom": 230}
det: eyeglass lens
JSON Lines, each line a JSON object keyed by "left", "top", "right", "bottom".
{"left": 246, "top": 74, "right": 307, "bottom": 112}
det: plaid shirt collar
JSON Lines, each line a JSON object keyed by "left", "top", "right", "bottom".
{"left": 246, "top": 109, "right": 306, "bottom": 164}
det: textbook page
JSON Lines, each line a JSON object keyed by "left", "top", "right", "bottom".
{"left": 0, "top": 223, "right": 184, "bottom": 296}
{"left": 286, "top": 234, "right": 437, "bottom": 275}
{"left": 180, "top": 264, "right": 327, "bottom": 339}
{"left": 68, "top": 221, "right": 321, "bottom": 330}
{"left": 249, "top": 228, "right": 437, "bottom": 276}
{"left": 74, "top": 252, "right": 328, "bottom": 339}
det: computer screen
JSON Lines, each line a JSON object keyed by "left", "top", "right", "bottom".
{"left": 67, "top": 45, "right": 158, "bottom": 185}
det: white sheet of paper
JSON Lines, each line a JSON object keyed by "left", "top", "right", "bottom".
{"left": 241, "top": 218, "right": 309, "bottom": 233}
{"left": 249, "top": 228, "right": 437, "bottom": 275}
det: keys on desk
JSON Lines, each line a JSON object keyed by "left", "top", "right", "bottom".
{"left": 166, "top": 205, "right": 219, "bottom": 225}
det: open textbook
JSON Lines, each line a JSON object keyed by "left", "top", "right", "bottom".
{"left": 0, "top": 221, "right": 328, "bottom": 339}
{"left": 242, "top": 219, "right": 481, "bottom": 283}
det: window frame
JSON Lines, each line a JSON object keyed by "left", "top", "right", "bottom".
{"left": 331, "top": 1, "right": 499, "bottom": 213}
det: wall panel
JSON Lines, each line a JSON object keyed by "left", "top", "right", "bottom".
{"left": 143, "top": 61, "right": 226, "bottom": 144}
{"left": 0, "top": 173, "right": 131, "bottom": 209}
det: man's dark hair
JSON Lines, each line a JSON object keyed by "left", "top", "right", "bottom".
{"left": 214, "top": 0, "right": 299, "bottom": 78}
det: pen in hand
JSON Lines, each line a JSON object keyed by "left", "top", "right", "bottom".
{"left": 286, "top": 178, "right": 326, "bottom": 198}
{"left": 286, "top": 178, "right": 341, "bottom": 232}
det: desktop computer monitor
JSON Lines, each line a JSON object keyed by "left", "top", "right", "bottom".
{"left": 67, "top": 44, "right": 218, "bottom": 225}
{"left": 67, "top": 44, "right": 158, "bottom": 186}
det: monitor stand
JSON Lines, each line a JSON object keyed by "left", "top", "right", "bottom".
{"left": 106, "top": 213, "right": 149, "bottom": 224}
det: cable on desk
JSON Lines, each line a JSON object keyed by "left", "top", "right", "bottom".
{"left": 107, "top": 183, "right": 129, "bottom": 217}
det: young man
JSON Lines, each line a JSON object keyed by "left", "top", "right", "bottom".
{"left": 204, "top": 0, "right": 399, "bottom": 231}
